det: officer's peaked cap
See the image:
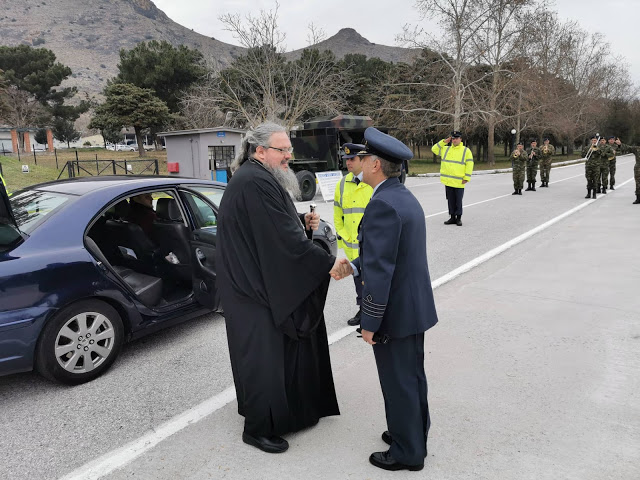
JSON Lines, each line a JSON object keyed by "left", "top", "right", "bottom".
{"left": 361, "top": 127, "right": 413, "bottom": 164}
{"left": 341, "top": 143, "right": 366, "bottom": 159}
{"left": 451, "top": 131, "right": 462, "bottom": 138}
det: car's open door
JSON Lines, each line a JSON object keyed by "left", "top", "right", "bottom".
{"left": 179, "top": 188, "right": 222, "bottom": 311}
{"left": 0, "top": 180, "right": 17, "bottom": 228}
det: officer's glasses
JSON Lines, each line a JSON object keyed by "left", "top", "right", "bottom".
{"left": 267, "top": 146, "right": 294, "bottom": 154}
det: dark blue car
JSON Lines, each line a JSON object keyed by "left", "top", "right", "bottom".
{"left": 0, "top": 176, "right": 337, "bottom": 384}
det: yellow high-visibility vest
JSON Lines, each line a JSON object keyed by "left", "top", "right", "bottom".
{"left": 432, "top": 140, "right": 474, "bottom": 188}
{"left": 333, "top": 172, "right": 373, "bottom": 261}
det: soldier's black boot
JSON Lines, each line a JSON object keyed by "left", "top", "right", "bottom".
{"left": 518, "top": 189, "right": 523, "bottom": 195}
{"left": 444, "top": 216, "right": 456, "bottom": 225}
{"left": 585, "top": 189, "right": 591, "bottom": 199}
{"left": 531, "top": 182, "right": 536, "bottom": 191}
{"left": 610, "top": 184, "right": 615, "bottom": 190}
{"left": 525, "top": 182, "right": 532, "bottom": 191}
{"left": 596, "top": 186, "right": 601, "bottom": 193}
{"left": 634, "top": 195, "right": 640, "bottom": 204}
{"left": 512, "top": 189, "right": 518, "bottom": 195}
{"left": 591, "top": 190, "right": 597, "bottom": 199}
{"left": 455, "top": 215, "right": 462, "bottom": 226}
{"left": 602, "top": 187, "right": 607, "bottom": 194}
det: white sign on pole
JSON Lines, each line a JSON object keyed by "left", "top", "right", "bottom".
{"left": 21, "top": 165, "right": 29, "bottom": 173}
{"left": 315, "top": 171, "right": 343, "bottom": 203}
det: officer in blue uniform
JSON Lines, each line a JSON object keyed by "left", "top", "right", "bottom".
{"left": 351, "top": 127, "right": 439, "bottom": 471}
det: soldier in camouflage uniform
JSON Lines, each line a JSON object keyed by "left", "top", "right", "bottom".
{"left": 596, "top": 137, "right": 615, "bottom": 194}
{"left": 538, "top": 138, "right": 555, "bottom": 187}
{"left": 607, "top": 136, "right": 619, "bottom": 189}
{"left": 615, "top": 141, "right": 640, "bottom": 204}
{"left": 510, "top": 142, "right": 526, "bottom": 195}
{"left": 582, "top": 136, "right": 600, "bottom": 199}
{"left": 525, "top": 140, "right": 541, "bottom": 191}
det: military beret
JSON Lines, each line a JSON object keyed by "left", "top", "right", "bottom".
{"left": 590, "top": 135, "right": 597, "bottom": 139}
{"left": 361, "top": 127, "right": 413, "bottom": 164}
{"left": 544, "top": 137, "right": 550, "bottom": 141}
{"left": 608, "top": 136, "right": 615, "bottom": 140}
{"left": 341, "top": 142, "right": 366, "bottom": 159}
{"left": 517, "top": 142, "right": 523, "bottom": 146}
{"left": 530, "top": 139, "right": 537, "bottom": 143}
{"left": 451, "top": 131, "right": 462, "bottom": 138}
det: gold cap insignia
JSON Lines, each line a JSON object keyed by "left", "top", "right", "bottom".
{"left": 344, "top": 146, "right": 351, "bottom": 154}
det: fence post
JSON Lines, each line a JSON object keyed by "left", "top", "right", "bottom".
{"left": 67, "top": 162, "right": 74, "bottom": 178}
{"left": 54, "top": 148, "right": 58, "bottom": 169}
{"left": 124, "top": 159, "right": 128, "bottom": 174}
{"left": 96, "top": 154, "right": 99, "bottom": 175}
{"left": 112, "top": 160, "right": 116, "bottom": 175}
{"left": 33, "top": 145, "right": 37, "bottom": 165}
{"left": 154, "top": 159, "right": 159, "bottom": 175}
{"left": 17, "top": 148, "right": 21, "bottom": 162}
{"left": 75, "top": 149, "right": 80, "bottom": 175}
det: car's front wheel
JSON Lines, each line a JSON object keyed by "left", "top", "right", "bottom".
{"left": 35, "top": 300, "right": 124, "bottom": 385}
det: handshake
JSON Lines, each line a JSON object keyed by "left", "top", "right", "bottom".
{"left": 330, "top": 258, "right": 353, "bottom": 281}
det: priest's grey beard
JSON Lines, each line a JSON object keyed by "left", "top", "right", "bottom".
{"left": 264, "top": 163, "right": 301, "bottom": 201}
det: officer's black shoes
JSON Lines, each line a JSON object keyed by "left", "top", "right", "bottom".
{"left": 634, "top": 195, "right": 640, "bottom": 204}
{"left": 347, "top": 310, "right": 361, "bottom": 326}
{"left": 369, "top": 451, "right": 424, "bottom": 471}
{"left": 444, "top": 216, "right": 457, "bottom": 225}
{"left": 455, "top": 215, "right": 462, "bottom": 226}
{"left": 382, "top": 431, "right": 392, "bottom": 446}
{"left": 585, "top": 189, "right": 591, "bottom": 199}
{"left": 592, "top": 190, "right": 597, "bottom": 199}
{"left": 242, "top": 431, "right": 289, "bottom": 453}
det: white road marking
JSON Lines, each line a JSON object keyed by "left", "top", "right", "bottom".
{"left": 59, "top": 175, "right": 635, "bottom": 480}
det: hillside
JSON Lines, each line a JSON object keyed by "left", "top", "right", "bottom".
{"left": 0, "top": 0, "right": 244, "bottom": 96}
{"left": 0, "top": 1, "right": 419, "bottom": 99}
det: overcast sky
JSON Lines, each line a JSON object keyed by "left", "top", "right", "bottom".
{"left": 152, "top": 0, "right": 640, "bottom": 85}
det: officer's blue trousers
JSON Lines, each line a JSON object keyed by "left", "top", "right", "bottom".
{"left": 373, "top": 333, "right": 429, "bottom": 465}
{"left": 354, "top": 275, "right": 363, "bottom": 305}
{"left": 445, "top": 186, "right": 464, "bottom": 216}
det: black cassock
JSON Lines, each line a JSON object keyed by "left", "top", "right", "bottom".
{"left": 215, "top": 159, "right": 340, "bottom": 436}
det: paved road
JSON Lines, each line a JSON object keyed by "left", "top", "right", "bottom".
{"left": 1, "top": 157, "right": 637, "bottom": 479}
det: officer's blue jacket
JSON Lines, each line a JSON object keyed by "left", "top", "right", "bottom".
{"left": 352, "top": 178, "right": 438, "bottom": 338}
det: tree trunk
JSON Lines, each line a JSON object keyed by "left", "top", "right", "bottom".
{"left": 487, "top": 117, "right": 496, "bottom": 166}
{"left": 134, "top": 126, "right": 146, "bottom": 157}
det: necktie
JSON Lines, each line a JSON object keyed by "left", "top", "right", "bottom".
{"left": 354, "top": 177, "right": 360, "bottom": 185}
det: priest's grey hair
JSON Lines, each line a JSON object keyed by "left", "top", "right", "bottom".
{"left": 231, "top": 122, "right": 287, "bottom": 172}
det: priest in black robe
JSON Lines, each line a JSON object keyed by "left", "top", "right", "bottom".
{"left": 215, "top": 122, "right": 343, "bottom": 454}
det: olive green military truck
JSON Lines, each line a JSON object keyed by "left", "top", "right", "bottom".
{"left": 289, "top": 115, "right": 407, "bottom": 200}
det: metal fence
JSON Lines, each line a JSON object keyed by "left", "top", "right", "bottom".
{"left": 57, "top": 159, "right": 160, "bottom": 180}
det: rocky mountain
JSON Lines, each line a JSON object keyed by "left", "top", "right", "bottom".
{"left": 0, "top": 1, "right": 418, "bottom": 98}
{"left": 288, "top": 28, "right": 419, "bottom": 64}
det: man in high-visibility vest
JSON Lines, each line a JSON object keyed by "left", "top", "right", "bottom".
{"left": 432, "top": 131, "right": 474, "bottom": 226}
{"left": 334, "top": 142, "right": 373, "bottom": 326}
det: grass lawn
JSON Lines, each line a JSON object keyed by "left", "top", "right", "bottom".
{"left": 408, "top": 152, "right": 584, "bottom": 175}
{"left": 1, "top": 149, "right": 168, "bottom": 192}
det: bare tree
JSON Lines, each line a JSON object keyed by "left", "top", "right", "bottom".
{"left": 180, "top": 3, "right": 350, "bottom": 129}
{"left": 306, "top": 23, "right": 327, "bottom": 46}
{"left": 397, "top": 0, "right": 496, "bottom": 130}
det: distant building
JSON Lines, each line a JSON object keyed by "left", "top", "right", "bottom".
{"left": 0, "top": 127, "right": 54, "bottom": 154}
{"left": 158, "top": 127, "right": 245, "bottom": 183}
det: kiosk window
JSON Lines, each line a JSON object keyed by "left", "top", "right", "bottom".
{"left": 208, "top": 146, "right": 235, "bottom": 170}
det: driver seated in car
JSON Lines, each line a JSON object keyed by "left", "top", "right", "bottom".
{"left": 126, "top": 193, "right": 157, "bottom": 236}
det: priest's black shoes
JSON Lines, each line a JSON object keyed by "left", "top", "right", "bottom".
{"left": 242, "top": 432, "right": 289, "bottom": 453}
{"left": 369, "top": 450, "right": 424, "bottom": 471}
{"left": 347, "top": 310, "right": 361, "bottom": 326}
{"left": 382, "top": 430, "right": 392, "bottom": 446}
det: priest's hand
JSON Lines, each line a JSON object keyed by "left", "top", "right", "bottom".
{"left": 305, "top": 212, "right": 320, "bottom": 231}
{"left": 361, "top": 329, "right": 376, "bottom": 345}
{"left": 330, "top": 258, "right": 353, "bottom": 280}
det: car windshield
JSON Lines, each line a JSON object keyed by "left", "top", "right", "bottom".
{"left": 9, "top": 190, "right": 71, "bottom": 234}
